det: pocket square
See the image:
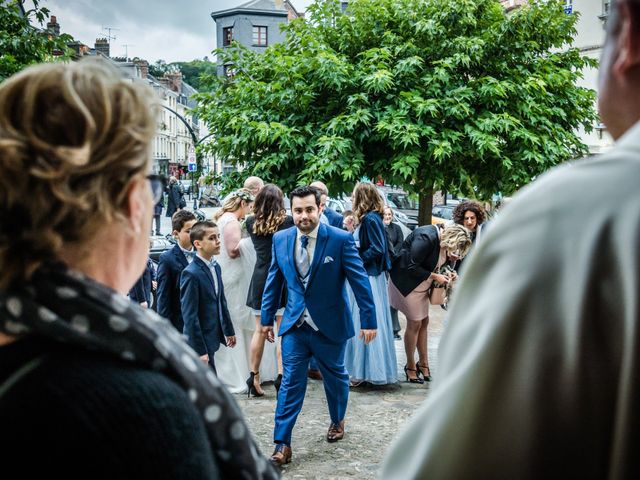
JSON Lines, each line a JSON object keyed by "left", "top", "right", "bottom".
{"left": 323, "top": 256, "right": 334, "bottom": 264}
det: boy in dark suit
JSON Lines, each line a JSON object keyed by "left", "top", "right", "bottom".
{"left": 157, "top": 210, "right": 197, "bottom": 331}
{"left": 180, "top": 221, "right": 236, "bottom": 373}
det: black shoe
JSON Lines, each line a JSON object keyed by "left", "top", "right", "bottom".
{"left": 393, "top": 333, "right": 401, "bottom": 340}
{"left": 274, "top": 374, "right": 282, "bottom": 394}
{"left": 416, "top": 362, "right": 432, "bottom": 382}
{"left": 246, "top": 372, "right": 265, "bottom": 398}
{"left": 404, "top": 364, "right": 424, "bottom": 384}
{"left": 441, "top": 303, "right": 448, "bottom": 311}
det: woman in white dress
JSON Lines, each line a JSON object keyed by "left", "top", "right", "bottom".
{"left": 212, "top": 189, "right": 257, "bottom": 393}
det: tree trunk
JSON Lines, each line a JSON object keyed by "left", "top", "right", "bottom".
{"left": 418, "top": 184, "right": 434, "bottom": 226}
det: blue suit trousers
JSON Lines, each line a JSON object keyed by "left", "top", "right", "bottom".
{"left": 274, "top": 323, "right": 350, "bottom": 446}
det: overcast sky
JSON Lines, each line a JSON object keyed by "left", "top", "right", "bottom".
{"left": 31, "top": 0, "right": 315, "bottom": 63}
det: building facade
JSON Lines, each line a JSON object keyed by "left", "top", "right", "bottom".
{"left": 501, "top": 0, "right": 614, "bottom": 154}
{"left": 211, "top": 0, "right": 300, "bottom": 77}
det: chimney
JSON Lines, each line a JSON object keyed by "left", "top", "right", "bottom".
{"left": 134, "top": 59, "right": 149, "bottom": 79}
{"left": 47, "top": 15, "right": 61, "bottom": 36}
{"left": 165, "top": 71, "right": 183, "bottom": 93}
{"left": 95, "top": 38, "right": 110, "bottom": 57}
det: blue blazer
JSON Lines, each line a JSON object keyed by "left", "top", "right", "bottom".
{"left": 129, "top": 258, "right": 155, "bottom": 304}
{"left": 180, "top": 256, "right": 235, "bottom": 356}
{"left": 157, "top": 244, "right": 189, "bottom": 331}
{"left": 357, "top": 212, "right": 392, "bottom": 276}
{"left": 324, "top": 206, "right": 344, "bottom": 229}
{"left": 261, "top": 223, "right": 376, "bottom": 342}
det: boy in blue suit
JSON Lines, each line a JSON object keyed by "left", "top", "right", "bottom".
{"left": 180, "top": 221, "right": 236, "bottom": 373}
{"left": 261, "top": 186, "right": 377, "bottom": 466}
{"left": 157, "top": 210, "right": 197, "bottom": 331}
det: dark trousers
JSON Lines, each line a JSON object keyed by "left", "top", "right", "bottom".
{"left": 391, "top": 306, "right": 401, "bottom": 334}
{"left": 153, "top": 214, "right": 161, "bottom": 235}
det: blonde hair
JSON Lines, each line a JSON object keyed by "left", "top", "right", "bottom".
{"left": 352, "top": 182, "right": 385, "bottom": 223}
{"left": 213, "top": 188, "right": 254, "bottom": 220}
{"left": 0, "top": 58, "right": 157, "bottom": 289}
{"left": 440, "top": 224, "right": 473, "bottom": 258}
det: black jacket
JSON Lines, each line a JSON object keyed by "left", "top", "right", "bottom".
{"left": 390, "top": 224, "right": 440, "bottom": 296}
{"left": 385, "top": 222, "right": 404, "bottom": 258}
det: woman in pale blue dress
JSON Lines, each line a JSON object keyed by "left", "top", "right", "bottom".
{"left": 344, "top": 182, "right": 397, "bottom": 385}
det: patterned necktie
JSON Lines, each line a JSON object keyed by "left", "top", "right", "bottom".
{"left": 296, "top": 235, "right": 310, "bottom": 280}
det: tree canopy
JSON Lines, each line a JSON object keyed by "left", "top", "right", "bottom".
{"left": 148, "top": 58, "right": 217, "bottom": 91}
{"left": 0, "top": 0, "right": 74, "bottom": 81}
{"left": 195, "top": 0, "right": 597, "bottom": 222}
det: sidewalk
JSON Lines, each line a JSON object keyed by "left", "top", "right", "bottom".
{"left": 236, "top": 305, "right": 446, "bottom": 479}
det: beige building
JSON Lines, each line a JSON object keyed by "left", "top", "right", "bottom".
{"left": 501, "top": 0, "right": 614, "bottom": 154}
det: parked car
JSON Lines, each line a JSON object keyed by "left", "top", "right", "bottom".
{"left": 431, "top": 204, "right": 455, "bottom": 224}
{"left": 178, "top": 179, "right": 192, "bottom": 197}
{"left": 376, "top": 187, "right": 419, "bottom": 230}
{"left": 149, "top": 234, "right": 175, "bottom": 262}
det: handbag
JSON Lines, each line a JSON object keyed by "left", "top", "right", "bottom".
{"left": 428, "top": 285, "right": 447, "bottom": 305}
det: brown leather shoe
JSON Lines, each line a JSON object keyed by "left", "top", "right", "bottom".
{"left": 308, "top": 368, "right": 323, "bottom": 380}
{"left": 270, "top": 444, "right": 292, "bottom": 466}
{"left": 327, "top": 420, "right": 345, "bottom": 443}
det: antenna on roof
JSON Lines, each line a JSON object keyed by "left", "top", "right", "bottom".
{"left": 122, "top": 44, "right": 134, "bottom": 58}
{"left": 102, "top": 26, "right": 120, "bottom": 43}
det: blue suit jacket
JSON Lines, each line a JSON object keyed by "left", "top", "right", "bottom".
{"left": 261, "top": 223, "right": 376, "bottom": 342}
{"left": 129, "top": 258, "right": 155, "bottom": 304}
{"left": 358, "top": 212, "right": 392, "bottom": 276}
{"left": 180, "top": 256, "right": 235, "bottom": 356}
{"left": 324, "top": 206, "right": 344, "bottom": 229}
{"left": 157, "top": 244, "right": 189, "bottom": 331}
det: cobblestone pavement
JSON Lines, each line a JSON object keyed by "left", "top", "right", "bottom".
{"left": 235, "top": 306, "right": 446, "bottom": 479}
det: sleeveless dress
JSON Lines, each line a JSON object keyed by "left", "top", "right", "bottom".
{"left": 213, "top": 213, "right": 263, "bottom": 393}
{"left": 344, "top": 225, "right": 398, "bottom": 385}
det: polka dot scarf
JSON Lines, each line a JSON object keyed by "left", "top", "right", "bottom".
{"left": 0, "top": 262, "right": 279, "bottom": 480}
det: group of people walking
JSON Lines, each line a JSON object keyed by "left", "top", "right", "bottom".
{"left": 151, "top": 171, "right": 481, "bottom": 465}
{"left": 5, "top": 3, "right": 640, "bottom": 476}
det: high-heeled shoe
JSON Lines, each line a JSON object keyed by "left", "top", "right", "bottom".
{"left": 246, "top": 371, "right": 265, "bottom": 398}
{"left": 416, "top": 362, "right": 432, "bottom": 382}
{"left": 404, "top": 364, "right": 424, "bottom": 384}
{"left": 274, "top": 374, "right": 282, "bottom": 394}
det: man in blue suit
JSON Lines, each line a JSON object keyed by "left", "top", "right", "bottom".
{"left": 261, "top": 186, "right": 377, "bottom": 466}
{"left": 157, "top": 210, "right": 197, "bottom": 331}
{"left": 180, "top": 221, "right": 236, "bottom": 373}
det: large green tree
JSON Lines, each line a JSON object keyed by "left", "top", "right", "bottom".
{"left": 0, "top": 0, "right": 73, "bottom": 81}
{"left": 195, "top": 0, "right": 597, "bottom": 223}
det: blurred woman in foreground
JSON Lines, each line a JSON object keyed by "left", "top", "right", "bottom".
{"left": 0, "top": 59, "right": 276, "bottom": 479}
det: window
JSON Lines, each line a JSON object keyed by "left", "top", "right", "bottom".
{"left": 252, "top": 26, "right": 267, "bottom": 46}
{"left": 223, "top": 27, "right": 233, "bottom": 46}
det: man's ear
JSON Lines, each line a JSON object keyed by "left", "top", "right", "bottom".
{"left": 125, "top": 177, "right": 147, "bottom": 235}
{"left": 612, "top": 2, "right": 640, "bottom": 78}
{"left": 192, "top": 239, "right": 200, "bottom": 250}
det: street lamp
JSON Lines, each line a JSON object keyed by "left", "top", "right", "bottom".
{"left": 161, "top": 105, "right": 214, "bottom": 208}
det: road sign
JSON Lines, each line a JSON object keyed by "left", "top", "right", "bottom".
{"left": 188, "top": 148, "right": 196, "bottom": 164}
{"left": 188, "top": 163, "right": 197, "bottom": 172}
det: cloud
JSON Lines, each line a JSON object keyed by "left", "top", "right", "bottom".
{"left": 36, "top": 0, "right": 315, "bottom": 63}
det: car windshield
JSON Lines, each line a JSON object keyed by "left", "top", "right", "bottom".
{"left": 386, "top": 193, "right": 418, "bottom": 210}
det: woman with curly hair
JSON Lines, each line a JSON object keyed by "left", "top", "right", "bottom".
{"left": 452, "top": 201, "right": 486, "bottom": 244}
{"left": 212, "top": 189, "right": 257, "bottom": 394}
{"left": 245, "top": 184, "right": 294, "bottom": 396}
{"left": 344, "top": 183, "right": 397, "bottom": 385}
{"left": 389, "top": 224, "right": 472, "bottom": 383}
{"left": 0, "top": 59, "right": 276, "bottom": 478}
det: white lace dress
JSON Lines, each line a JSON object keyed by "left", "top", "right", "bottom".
{"left": 213, "top": 213, "right": 277, "bottom": 393}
